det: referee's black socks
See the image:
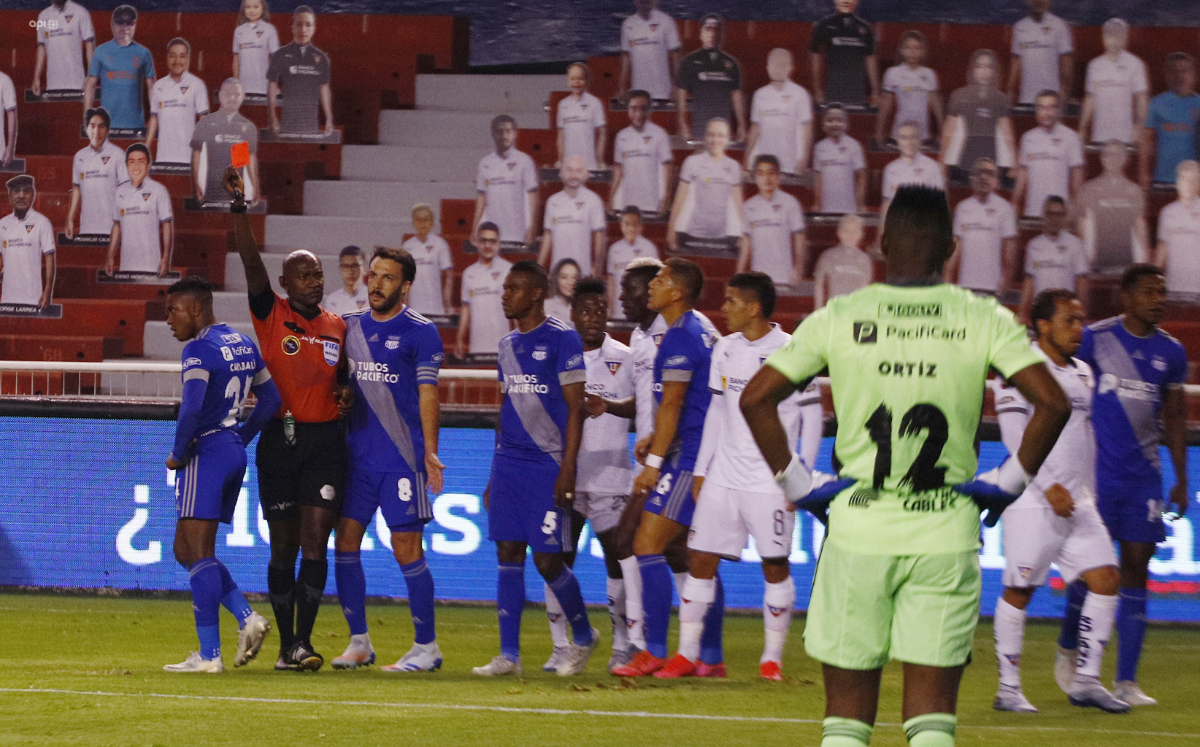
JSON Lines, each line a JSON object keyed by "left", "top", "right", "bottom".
{"left": 268, "top": 563, "right": 297, "bottom": 652}
{"left": 296, "top": 559, "right": 329, "bottom": 646}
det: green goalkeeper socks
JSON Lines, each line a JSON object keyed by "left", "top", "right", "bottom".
{"left": 822, "top": 717, "right": 874, "bottom": 746}
{"left": 904, "top": 713, "right": 956, "bottom": 746}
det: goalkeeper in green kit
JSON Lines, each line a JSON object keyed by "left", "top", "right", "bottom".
{"left": 740, "top": 185, "right": 1071, "bottom": 747}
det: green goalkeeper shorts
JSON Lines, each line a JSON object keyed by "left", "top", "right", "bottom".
{"left": 803, "top": 541, "right": 982, "bottom": 670}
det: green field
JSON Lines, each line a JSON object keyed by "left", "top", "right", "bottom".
{"left": 0, "top": 594, "right": 1196, "bottom": 746}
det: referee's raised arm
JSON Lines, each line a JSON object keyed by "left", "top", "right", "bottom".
{"left": 224, "top": 166, "right": 271, "bottom": 309}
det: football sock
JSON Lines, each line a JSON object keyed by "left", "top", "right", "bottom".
{"left": 821, "top": 716, "right": 873, "bottom": 747}
{"left": 547, "top": 567, "right": 593, "bottom": 645}
{"left": 333, "top": 550, "right": 368, "bottom": 636}
{"left": 673, "top": 571, "right": 688, "bottom": 598}
{"left": 267, "top": 560, "right": 296, "bottom": 650}
{"left": 677, "top": 575, "right": 714, "bottom": 661}
{"left": 904, "top": 713, "right": 956, "bottom": 746}
{"left": 497, "top": 562, "right": 525, "bottom": 661}
{"left": 188, "top": 558, "right": 223, "bottom": 661}
{"left": 1075, "top": 592, "right": 1118, "bottom": 680}
{"left": 400, "top": 558, "right": 437, "bottom": 645}
{"left": 699, "top": 572, "right": 724, "bottom": 665}
{"left": 993, "top": 597, "right": 1026, "bottom": 689}
{"left": 618, "top": 555, "right": 645, "bottom": 650}
{"left": 1057, "top": 579, "right": 1087, "bottom": 650}
{"left": 638, "top": 554, "right": 673, "bottom": 659}
{"left": 607, "top": 577, "right": 629, "bottom": 652}
{"left": 295, "top": 558, "right": 327, "bottom": 646}
{"left": 214, "top": 559, "right": 253, "bottom": 628}
{"left": 762, "top": 576, "right": 795, "bottom": 664}
{"left": 1116, "top": 587, "right": 1148, "bottom": 682}
{"left": 544, "top": 584, "right": 569, "bottom": 648}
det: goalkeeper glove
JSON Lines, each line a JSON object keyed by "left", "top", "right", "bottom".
{"left": 953, "top": 457, "right": 1033, "bottom": 527}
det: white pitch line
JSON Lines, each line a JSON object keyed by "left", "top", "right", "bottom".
{"left": 2, "top": 687, "right": 1199, "bottom": 738}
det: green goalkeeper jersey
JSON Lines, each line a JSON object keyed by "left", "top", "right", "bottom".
{"left": 766, "top": 283, "right": 1042, "bottom": 555}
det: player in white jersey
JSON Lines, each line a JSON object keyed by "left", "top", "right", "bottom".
{"left": 557, "top": 63, "right": 606, "bottom": 171}
{"left": 402, "top": 204, "right": 454, "bottom": 315}
{"left": 812, "top": 105, "right": 866, "bottom": 214}
{"left": 1020, "top": 196, "right": 1087, "bottom": 321}
{"left": 880, "top": 122, "right": 945, "bottom": 224}
{"left": 232, "top": 0, "right": 280, "bottom": 97}
{"left": 455, "top": 223, "right": 513, "bottom": 357}
{"left": 606, "top": 206, "right": 659, "bottom": 319}
{"left": 1008, "top": 0, "right": 1073, "bottom": 105}
{"left": 669, "top": 118, "right": 743, "bottom": 249}
{"left": 473, "top": 115, "right": 539, "bottom": 245}
{"left": 991, "top": 289, "right": 1127, "bottom": 714}
{"left": 618, "top": 0, "right": 681, "bottom": 101}
{"left": 0, "top": 176, "right": 56, "bottom": 309}
{"left": 1079, "top": 19, "right": 1148, "bottom": 145}
{"left": 322, "top": 245, "right": 369, "bottom": 316}
{"left": 68, "top": 108, "right": 128, "bottom": 238}
{"left": 1155, "top": 160, "right": 1200, "bottom": 298}
{"left": 1013, "top": 90, "right": 1084, "bottom": 217}
{"left": 657, "top": 272, "right": 822, "bottom": 681}
{"left": 611, "top": 90, "right": 674, "bottom": 215}
{"left": 877, "top": 31, "right": 941, "bottom": 144}
{"left": 947, "top": 158, "right": 1018, "bottom": 294}
{"left": 738, "top": 155, "right": 806, "bottom": 286}
{"left": 0, "top": 72, "right": 15, "bottom": 168}
{"left": 539, "top": 156, "right": 606, "bottom": 274}
{"left": 746, "top": 49, "right": 813, "bottom": 175}
{"left": 106, "top": 144, "right": 172, "bottom": 276}
{"left": 147, "top": 39, "right": 209, "bottom": 164}
{"left": 814, "top": 214, "right": 873, "bottom": 308}
{"left": 32, "top": 0, "right": 95, "bottom": 96}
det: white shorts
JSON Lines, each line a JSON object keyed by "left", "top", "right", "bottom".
{"left": 1001, "top": 498, "right": 1117, "bottom": 587}
{"left": 687, "top": 481, "right": 794, "bottom": 560}
{"left": 572, "top": 492, "right": 627, "bottom": 534}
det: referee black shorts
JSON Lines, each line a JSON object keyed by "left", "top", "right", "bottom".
{"left": 256, "top": 418, "right": 347, "bottom": 522}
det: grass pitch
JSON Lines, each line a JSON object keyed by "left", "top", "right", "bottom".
{"left": 0, "top": 594, "right": 1197, "bottom": 746}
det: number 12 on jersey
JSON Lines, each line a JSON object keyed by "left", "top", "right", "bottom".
{"left": 864, "top": 403, "right": 949, "bottom": 492}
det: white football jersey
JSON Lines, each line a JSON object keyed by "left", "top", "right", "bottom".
{"left": 37, "top": 0, "right": 94, "bottom": 92}
{"left": 557, "top": 92, "right": 606, "bottom": 170}
{"left": 813, "top": 135, "right": 865, "bottom": 213}
{"left": 232, "top": 20, "right": 281, "bottom": 96}
{"left": 323, "top": 285, "right": 368, "bottom": 316}
{"left": 0, "top": 208, "right": 55, "bottom": 306}
{"left": 544, "top": 187, "right": 606, "bottom": 273}
{"left": 882, "top": 64, "right": 939, "bottom": 140}
{"left": 620, "top": 8, "right": 681, "bottom": 100}
{"left": 73, "top": 140, "right": 129, "bottom": 235}
{"left": 882, "top": 153, "right": 945, "bottom": 200}
{"left": 402, "top": 233, "right": 453, "bottom": 315}
{"left": 1024, "top": 232, "right": 1088, "bottom": 294}
{"left": 1085, "top": 51, "right": 1149, "bottom": 144}
{"left": 578, "top": 335, "right": 635, "bottom": 494}
{"left": 993, "top": 345, "right": 1095, "bottom": 505}
{"left": 460, "top": 257, "right": 513, "bottom": 354}
{"left": 112, "top": 178, "right": 172, "bottom": 273}
{"left": 477, "top": 150, "right": 539, "bottom": 242}
{"left": 749, "top": 80, "right": 813, "bottom": 172}
{"left": 675, "top": 153, "right": 742, "bottom": 238}
{"left": 150, "top": 72, "right": 209, "bottom": 164}
{"left": 953, "top": 192, "right": 1018, "bottom": 293}
{"left": 742, "top": 191, "right": 805, "bottom": 285}
{"left": 1159, "top": 199, "right": 1200, "bottom": 294}
{"left": 612, "top": 122, "right": 672, "bottom": 213}
{"left": 1018, "top": 122, "right": 1083, "bottom": 217}
{"left": 0, "top": 73, "right": 15, "bottom": 155}
{"left": 1011, "top": 12, "right": 1073, "bottom": 104}
{"left": 813, "top": 244, "right": 873, "bottom": 301}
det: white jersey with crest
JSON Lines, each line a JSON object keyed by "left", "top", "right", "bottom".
{"left": 150, "top": 72, "right": 210, "bottom": 163}
{"left": 73, "top": 141, "right": 129, "bottom": 235}
{"left": 578, "top": 334, "right": 635, "bottom": 494}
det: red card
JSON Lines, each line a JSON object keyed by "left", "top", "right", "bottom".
{"left": 230, "top": 141, "right": 250, "bottom": 169}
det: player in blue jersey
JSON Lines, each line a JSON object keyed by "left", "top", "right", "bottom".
{"left": 613, "top": 257, "right": 723, "bottom": 677}
{"left": 162, "top": 276, "right": 280, "bottom": 673}
{"left": 330, "top": 246, "right": 446, "bottom": 673}
{"left": 1055, "top": 264, "right": 1189, "bottom": 706}
{"left": 83, "top": 5, "right": 154, "bottom": 132}
{"left": 472, "top": 260, "right": 599, "bottom": 677}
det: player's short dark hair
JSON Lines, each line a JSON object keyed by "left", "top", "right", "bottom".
{"left": 729, "top": 271, "right": 777, "bottom": 319}
{"left": 491, "top": 114, "right": 516, "bottom": 132}
{"left": 1029, "top": 289, "right": 1078, "bottom": 334}
{"left": 571, "top": 276, "right": 607, "bottom": 305}
{"left": 1035, "top": 89, "right": 1061, "bottom": 104}
{"left": 112, "top": 4, "right": 137, "bottom": 25}
{"left": 168, "top": 275, "right": 214, "bottom": 307}
{"left": 883, "top": 185, "right": 954, "bottom": 275}
{"left": 338, "top": 245, "right": 362, "bottom": 259}
{"left": 372, "top": 246, "right": 416, "bottom": 284}
{"left": 166, "top": 37, "right": 190, "bottom": 54}
{"left": 509, "top": 259, "right": 549, "bottom": 295}
{"left": 1120, "top": 263, "right": 1164, "bottom": 293}
{"left": 293, "top": 5, "right": 316, "bottom": 19}
{"left": 622, "top": 258, "right": 663, "bottom": 287}
{"left": 476, "top": 221, "right": 500, "bottom": 238}
{"left": 1043, "top": 195, "right": 1066, "bottom": 211}
{"left": 85, "top": 107, "right": 111, "bottom": 128}
{"left": 823, "top": 103, "right": 847, "bottom": 116}
{"left": 620, "top": 205, "right": 642, "bottom": 221}
{"left": 627, "top": 89, "right": 651, "bottom": 104}
{"left": 125, "top": 143, "right": 151, "bottom": 161}
{"left": 752, "top": 154, "right": 780, "bottom": 172}
{"left": 664, "top": 257, "right": 704, "bottom": 305}
{"left": 898, "top": 29, "right": 927, "bottom": 52}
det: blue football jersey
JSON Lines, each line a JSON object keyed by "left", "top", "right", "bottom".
{"left": 344, "top": 306, "right": 444, "bottom": 473}
{"left": 177, "top": 324, "right": 270, "bottom": 445}
{"left": 497, "top": 316, "right": 587, "bottom": 463}
{"left": 653, "top": 311, "right": 717, "bottom": 471}
{"left": 1077, "top": 317, "right": 1188, "bottom": 484}
{"left": 88, "top": 40, "right": 155, "bottom": 130}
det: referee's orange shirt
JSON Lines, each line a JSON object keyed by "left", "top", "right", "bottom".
{"left": 252, "top": 294, "right": 347, "bottom": 423}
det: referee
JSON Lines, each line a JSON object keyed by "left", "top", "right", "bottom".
{"left": 226, "top": 168, "right": 348, "bottom": 671}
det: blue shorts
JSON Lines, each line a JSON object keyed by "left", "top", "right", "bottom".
{"left": 644, "top": 458, "right": 696, "bottom": 527}
{"left": 342, "top": 466, "right": 431, "bottom": 533}
{"left": 488, "top": 454, "right": 572, "bottom": 554}
{"left": 175, "top": 432, "right": 248, "bottom": 524}
{"left": 1098, "top": 478, "right": 1167, "bottom": 544}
